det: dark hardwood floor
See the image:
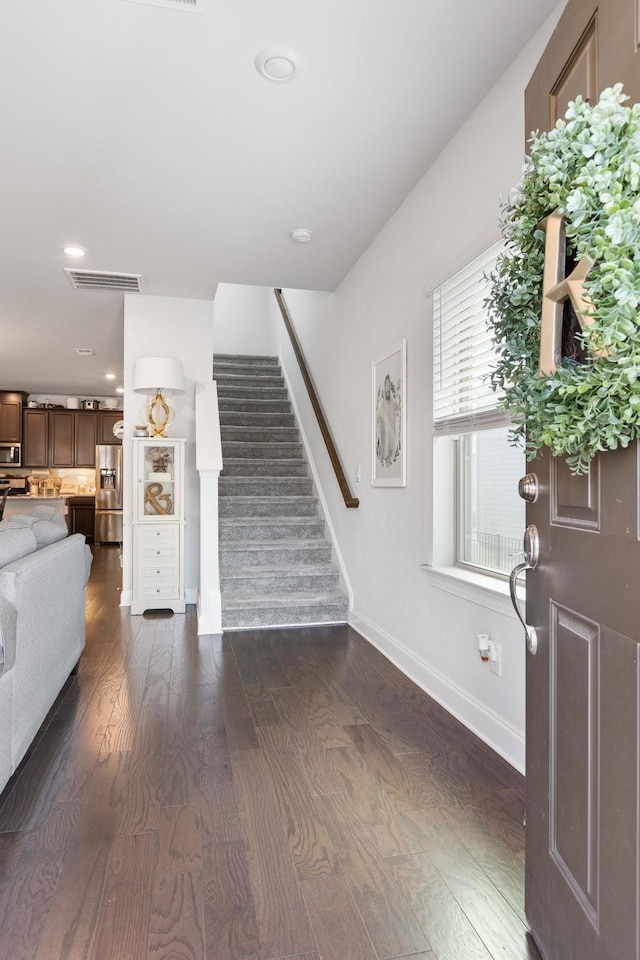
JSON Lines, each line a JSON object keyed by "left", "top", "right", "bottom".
{"left": 0, "top": 546, "right": 541, "bottom": 960}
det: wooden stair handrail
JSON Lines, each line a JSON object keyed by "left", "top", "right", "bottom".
{"left": 274, "top": 288, "right": 359, "bottom": 508}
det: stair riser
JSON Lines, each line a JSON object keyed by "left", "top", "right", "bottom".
{"left": 221, "top": 427, "right": 300, "bottom": 442}
{"left": 219, "top": 498, "right": 319, "bottom": 518}
{"left": 217, "top": 385, "right": 289, "bottom": 401}
{"left": 222, "top": 459, "right": 309, "bottom": 477}
{"left": 222, "top": 603, "right": 348, "bottom": 629}
{"left": 219, "top": 411, "right": 296, "bottom": 428}
{"left": 221, "top": 573, "right": 340, "bottom": 595}
{"left": 220, "top": 545, "right": 333, "bottom": 568}
{"left": 214, "top": 354, "right": 279, "bottom": 365}
{"left": 215, "top": 372, "right": 285, "bottom": 387}
{"left": 219, "top": 521, "right": 325, "bottom": 541}
{"left": 218, "top": 399, "right": 292, "bottom": 413}
{"left": 222, "top": 441, "right": 303, "bottom": 459}
{"left": 219, "top": 478, "right": 314, "bottom": 497}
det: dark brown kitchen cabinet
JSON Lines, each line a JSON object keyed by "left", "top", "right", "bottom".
{"left": 0, "top": 391, "right": 27, "bottom": 443}
{"left": 49, "top": 411, "right": 75, "bottom": 467}
{"left": 97, "top": 411, "right": 122, "bottom": 445}
{"left": 50, "top": 411, "right": 99, "bottom": 468}
{"left": 66, "top": 496, "right": 95, "bottom": 543}
{"left": 74, "top": 412, "right": 98, "bottom": 466}
{"left": 23, "top": 409, "right": 49, "bottom": 468}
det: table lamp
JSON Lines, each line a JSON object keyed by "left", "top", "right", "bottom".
{"left": 133, "top": 357, "right": 186, "bottom": 437}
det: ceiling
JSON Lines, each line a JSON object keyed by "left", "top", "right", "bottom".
{"left": 0, "top": 0, "right": 560, "bottom": 397}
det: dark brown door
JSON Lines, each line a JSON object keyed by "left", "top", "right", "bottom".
{"left": 23, "top": 409, "right": 49, "bottom": 468}
{"left": 524, "top": 3, "right": 640, "bottom": 958}
{"left": 75, "top": 412, "right": 97, "bottom": 467}
{"left": 49, "top": 410, "right": 75, "bottom": 468}
{"left": 97, "top": 411, "right": 122, "bottom": 445}
{"left": 0, "top": 392, "right": 26, "bottom": 443}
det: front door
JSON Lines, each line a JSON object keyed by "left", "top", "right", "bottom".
{"left": 524, "top": 3, "right": 640, "bottom": 959}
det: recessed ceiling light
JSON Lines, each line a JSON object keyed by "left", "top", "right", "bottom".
{"left": 105, "top": 373, "right": 116, "bottom": 380}
{"left": 62, "top": 244, "right": 87, "bottom": 258}
{"left": 116, "top": 387, "right": 125, "bottom": 395}
{"left": 75, "top": 347, "right": 95, "bottom": 357}
{"left": 255, "top": 47, "right": 300, "bottom": 82}
{"left": 290, "top": 227, "right": 312, "bottom": 244}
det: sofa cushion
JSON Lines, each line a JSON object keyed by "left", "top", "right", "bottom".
{"left": 2, "top": 513, "right": 67, "bottom": 547}
{"left": 0, "top": 526, "right": 38, "bottom": 567}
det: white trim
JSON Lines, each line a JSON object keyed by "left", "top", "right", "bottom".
{"left": 423, "top": 564, "right": 524, "bottom": 620}
{"left": 120, "top": 589, "right": 132, "bottom": 607}
{"left": 349, "top": 606, "right": 525, "bottom": 773}
{"left": 278, "top": 350, "right": 354, "bottom": 610}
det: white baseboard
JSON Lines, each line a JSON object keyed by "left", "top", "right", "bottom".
{"left": 349, "top": 608, "right": 525, "bottom": 773}
{"left": 120, "top": 590, "right": 132, "bottom": 607}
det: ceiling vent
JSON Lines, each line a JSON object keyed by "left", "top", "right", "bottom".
{"left": 64, "top": 269, "right": 144, "bottom": 293}
{"left": 123, "top": 0, "right": 207, "bottom": 13}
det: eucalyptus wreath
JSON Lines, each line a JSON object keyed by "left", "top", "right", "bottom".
{"left": 486, "top": 84, "right": 640, "bottom": 473}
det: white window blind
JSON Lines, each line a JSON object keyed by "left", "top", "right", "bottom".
{"left": 432, "top": 241, "right": 506, "bottom": 435}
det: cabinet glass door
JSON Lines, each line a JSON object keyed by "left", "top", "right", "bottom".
{"left": 139, "top": 442, "right": 178, "bottom": 519}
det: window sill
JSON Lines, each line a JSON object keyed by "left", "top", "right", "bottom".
{"left": 422, "top": 563, "right": 524, "bottom": 620}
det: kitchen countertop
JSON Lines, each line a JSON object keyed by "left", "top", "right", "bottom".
{"left": 4, "top": 496, "right": 68, "bottom": 517}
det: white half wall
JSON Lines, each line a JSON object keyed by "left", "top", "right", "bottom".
{"left": 213, "top": 283, "right": 271, "bottom": 356}
{"left": 268, "top": 6, "right": 564, "bottom": 773}
{"left": 122, "top": 294, "right": 214, "bottom": 608}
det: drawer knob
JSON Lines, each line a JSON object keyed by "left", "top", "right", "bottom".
{"left": 156, "top": 531, "right": 161, "bottom": 536}
{"left": 157, "top": 588, "right": 160, "bottom": 593}
{"left": 157, "top": 550, "right": 160, "bottom": 555}
{"left": 157, "top": 569, "right": 160, "bottom": 574}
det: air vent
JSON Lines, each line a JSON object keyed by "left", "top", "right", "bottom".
{"left": 123, "top": 0, "right": 207, "bottom": 12}
{"left": 64, "top": 269, "right": 144, "bottom": 293}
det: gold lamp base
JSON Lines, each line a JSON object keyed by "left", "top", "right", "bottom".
{"left": 144, "top": 389, "right": 174, "bottom": 438}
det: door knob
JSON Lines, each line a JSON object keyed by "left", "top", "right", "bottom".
{"left": 510, "top": 524, "right": 539, "bottom": 656}
{"left": 518, "top": 473, "right": 539, "bottom": 502}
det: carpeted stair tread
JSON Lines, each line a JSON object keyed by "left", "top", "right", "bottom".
{"left": 219, "top": 477, "right": 314, "bottom": 496}
{"left": 221, "top": 562, "right": 338, "bottom": 577}
{"left": 219, "top": 519, "right": 326, "bottom": 541}
{"left": 219, "top": 496, "right": 319, "bottom": 518}
{"left": 221, "top": 459, "right": 309, "bottom": 477}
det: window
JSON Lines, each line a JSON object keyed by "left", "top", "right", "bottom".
{"left": 432, "top": 243, "right": 524, "bottom": 578}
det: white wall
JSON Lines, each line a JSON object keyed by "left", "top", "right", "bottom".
{"left": 213, "top": 284, "right": 271, "bottom": 356}
{"left": 268, "top": 7, "right": 564, "bottom": 772}
{"left": 122, "top": 295, "right": 214, "bottom": 606}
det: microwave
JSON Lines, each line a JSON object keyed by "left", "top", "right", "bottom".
{"left": 0, "top": 444, "right": 21, "bottom": 467}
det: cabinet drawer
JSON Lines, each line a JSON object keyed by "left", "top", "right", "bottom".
{"left": 140, "top": 544, "right": 177, "bottom": 560}
{"left": 139, "top": 525, "right": 179, "bottom": 542}
{"left": 138, "top": 581, "right": 180, "bottom": 600}
{"left": 139, "top": 562, "right": 178, "bottom": 579}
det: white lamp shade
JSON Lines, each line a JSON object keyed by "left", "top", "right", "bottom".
{"left": 133, "top": 357, "right": 186, "bottom": 396}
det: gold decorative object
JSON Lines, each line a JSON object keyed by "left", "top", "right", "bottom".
{"left": 537, "top": 210, "right": 607, "bottom": 376}
{"left": 144, "top": 482, "right": 173, "bottom": 515}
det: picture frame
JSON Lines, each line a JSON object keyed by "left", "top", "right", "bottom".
{"left": 372, "top": 339, "right": 406, "bottom": 487}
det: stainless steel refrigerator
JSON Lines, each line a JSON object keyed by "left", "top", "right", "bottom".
{"left": 95, "top": 445, "right": 123, "bottom": 544}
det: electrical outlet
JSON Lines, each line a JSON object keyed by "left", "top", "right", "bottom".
{"left": 489, "top": 642, "right": 502, "bottom": 677}
{"left": 355, "top": 464, "right": 361, "bottom": 483}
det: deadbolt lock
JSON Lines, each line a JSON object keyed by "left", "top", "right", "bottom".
{"left": 518, "top": 473, "right": 539, "bottom": 503}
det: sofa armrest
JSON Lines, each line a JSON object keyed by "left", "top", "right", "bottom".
{"left": 0, "top": 595, "right": 17, "bottom": 677}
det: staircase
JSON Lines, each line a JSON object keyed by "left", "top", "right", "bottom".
{"left": 214, "top": 354, "right": 349, "bottom": 630}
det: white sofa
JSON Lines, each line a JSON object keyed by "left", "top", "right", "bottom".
{"left": 0, "top": 506, "right": 92, "bottom": 794}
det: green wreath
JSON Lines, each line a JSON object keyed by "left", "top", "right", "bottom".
{"left": 487, "top": 84, "right": 640, "bottom": 474}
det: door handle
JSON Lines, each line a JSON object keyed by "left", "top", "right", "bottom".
{"left": 510, "top": 524, "right": 539, "bottom": 656}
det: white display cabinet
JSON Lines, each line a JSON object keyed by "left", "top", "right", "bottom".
{"left": 131, "top": 437, "right": 186, "bottom": 615}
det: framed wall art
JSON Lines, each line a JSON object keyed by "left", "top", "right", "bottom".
{"left": 372, "top": 339, "right": 406, "bottom": 487}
